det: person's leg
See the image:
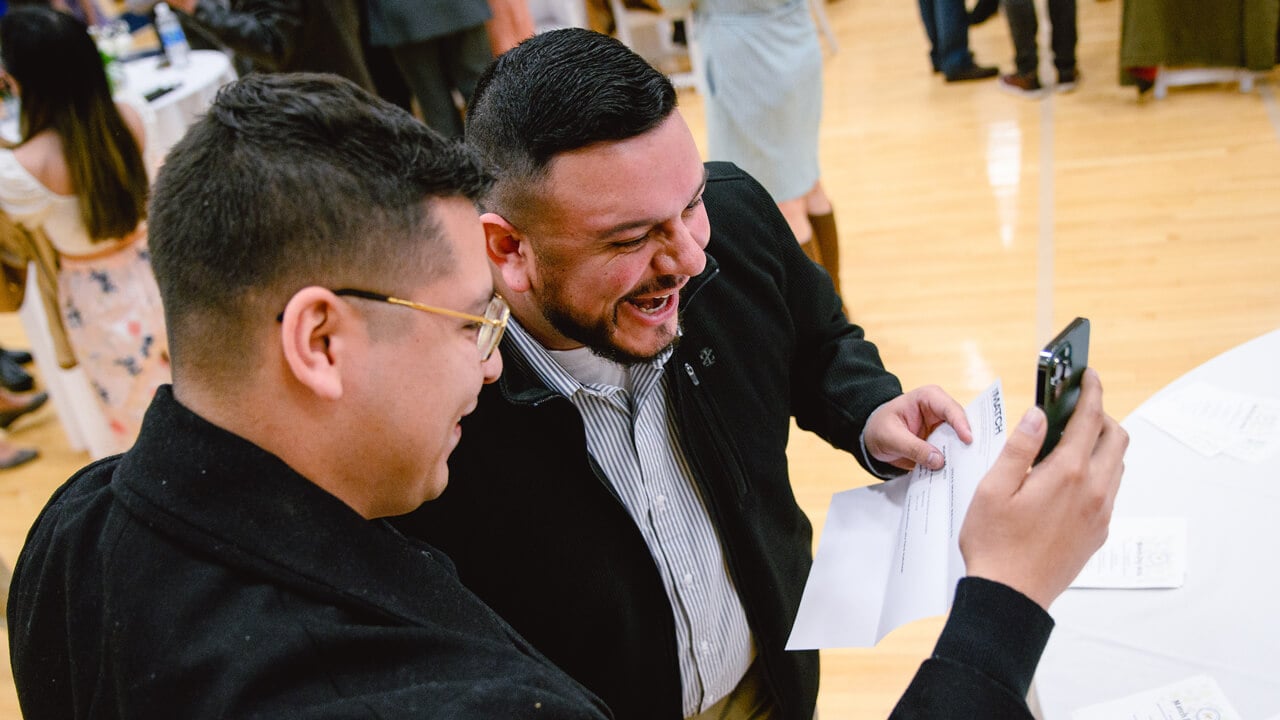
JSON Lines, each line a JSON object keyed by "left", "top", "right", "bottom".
{"left": 391, "top": 38, "right": 466, "bottom": 138}
{"left": 803, "top": 180, "right": 832, "bottom": 216}
{"left": 1003, "top": 0, "right": 1040, "bottom": 76}
{"left": 778, "top": 197, "right": 811, "bottom": 246}
{"left": 365, "top": 43, "right": 414, "bottom": 114}
{"left": 781, "top": 183, "right": 843, "bottom": 297}
{"left": 917, "top": 0, "right": 943, "bottom": 72}
{"left": 1048, "top": 0, "right": 1078, "bottom": 80}
{"left": 998, "top": 0, "right": 1044, "bottom": 95}
{"left": 443, "top": 23, "right": 494, "bottom": 115}
{"left": 803, "top": 181, "right": 841, "bottom": 297}
{"left": 934, "top": 0, "right": 974, "bottom": 76}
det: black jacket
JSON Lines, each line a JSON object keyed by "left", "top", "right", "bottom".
{"left": 8, "top": 387, "right": 610, "bottom": 719}
{"left": 395, "top": 162, "right": 910, "bottom": 719}
{"left": 182, "top": 0, "right": 375, "bottom": 90}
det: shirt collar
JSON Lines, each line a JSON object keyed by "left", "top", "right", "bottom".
{"left": 506, "top": 317, "right": 674, "bottom": 402}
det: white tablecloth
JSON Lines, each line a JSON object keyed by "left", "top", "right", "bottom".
{"left": 119, "top": 49, "right": 237, "bottom": 170}
{"left": 1034, "top": 329, "right": 1280, "bottom": 719}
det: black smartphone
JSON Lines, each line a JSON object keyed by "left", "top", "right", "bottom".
{"left": 144, "top": 84, "right": 178, "bottom": 102}
{"left": 1035, "top": 317, "right": 1090, "bottom": 463}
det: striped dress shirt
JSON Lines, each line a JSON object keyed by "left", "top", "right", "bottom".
{"left": 507, "top": 319, "right": 755, "bottom": 717}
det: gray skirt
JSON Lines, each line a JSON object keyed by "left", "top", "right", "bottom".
{"left": 698, "top": 0, "right": 824, "bottom": 202}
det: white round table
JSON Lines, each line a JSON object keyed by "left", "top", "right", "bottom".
{"left": 1034, "top": 329, "right": 1280, "bottom": 719}
{"left": 119, "top": 49, "right": 238, "bottom": 170}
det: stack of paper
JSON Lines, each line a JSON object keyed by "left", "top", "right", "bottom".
{"left": 787, "top": 381, "right": 1007, "bottom": 649}
{"left": 1069, "top": 517, "right": 1187, "bottom": 589}
{"left": 1137, "top": 382, "right": 1280, "bottom": 463}
{"left": 1072, "top": 675, "right": 1243, "bottom": 720}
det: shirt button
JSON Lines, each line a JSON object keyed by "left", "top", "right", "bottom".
{"left": 683, "top": 572, "right": 694, "bottom": 587}
{"left": 700, "top": 641, "right": 711, "bottom": 653}
{"left": 655, "top": 494, "right": 667, "bottom": 510}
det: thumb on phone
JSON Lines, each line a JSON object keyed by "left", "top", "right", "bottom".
{"left": 985, "top": 407, "right": 1047, "bottom": 496}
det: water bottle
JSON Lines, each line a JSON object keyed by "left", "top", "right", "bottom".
{"left": 154, "top": 2, "right": 190, "bottom": 69}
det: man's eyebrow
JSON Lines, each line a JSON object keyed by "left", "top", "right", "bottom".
{"left": 596, "top": 168, "right": 709, "bottom": 239}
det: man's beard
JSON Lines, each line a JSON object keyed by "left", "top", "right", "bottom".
{"left": 540, "top": 276, "right": 685, "bottom": 365}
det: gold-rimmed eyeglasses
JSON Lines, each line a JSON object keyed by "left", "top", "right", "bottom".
{"left": 328, "top": 288, "right": 510, "bottom": 361}
{"left": 276, "top": 288, "right": 510, "bottom": 360}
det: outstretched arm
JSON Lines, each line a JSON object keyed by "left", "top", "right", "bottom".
{"left": 890, "top": 369, "right": 1127, "bottom": 717}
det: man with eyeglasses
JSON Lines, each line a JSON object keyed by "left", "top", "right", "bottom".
{"left": 394, "top": 29, "right": 1127, "bottom": 720}
{"left": 7, "top": 73, "right": 608, "bottom": 718}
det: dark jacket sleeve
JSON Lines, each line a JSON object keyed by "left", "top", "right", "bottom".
{"left": 890, "top": 577, "right": 1054, "bottom": 718}
{"left": 186, "top": 0, "right": 303, "bottom": 71}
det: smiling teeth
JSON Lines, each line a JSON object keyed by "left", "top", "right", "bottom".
{"left": 630, "top": 294, "right": 671, "bottom": 314}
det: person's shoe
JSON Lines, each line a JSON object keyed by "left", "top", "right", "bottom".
{"left": 808, "top": 211, "right": 843, "bottom": 299}
{"left": 1056, "top": 68, "right": 1080, "bottom": 93}
{"left": 998, "top": 72, "right": 1046, "bottom": 98}
{"left": 945, "top": 63, "right": 999, "bottom": 82}
{"left": 0, "top": 390, "right": 47, "bottom": 429}
{"left": 0, "top": 354, "right": 33, "bottom": 393}
{"left": 2, "top": 348, "right": 33, "bottom": 365}
{"left": 0, "top": 444, "right": 38, "bottom": 470}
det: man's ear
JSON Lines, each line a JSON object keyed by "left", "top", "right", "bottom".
{"left": 279, "top": 287, "right": 350, "bottom": 401}
{"left": 481, "top": 212, "right": 533, "bottom": 294}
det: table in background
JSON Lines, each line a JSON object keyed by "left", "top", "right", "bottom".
{"left": 1035, "top": 329, "right": 1280, "bottom": 719}
{"left": 1120, "top": 0, "right": 1278, "bottom": 98}
{"left": 120, "top": 49, "right": 237, "bottom": 170}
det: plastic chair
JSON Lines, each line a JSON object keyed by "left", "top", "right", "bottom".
{"left": 607, "top": 0, "right": 704, "bottom": 92}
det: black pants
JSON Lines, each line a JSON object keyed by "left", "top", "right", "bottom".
{"left": 389, "top": 23, "right": 491, "bottom": 138}
{"left": 1003, "top": 0, "right": 1077, "bottom": 77}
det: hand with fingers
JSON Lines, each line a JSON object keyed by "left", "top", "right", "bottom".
{"left": 864, "top": 385, "right": 974, "bottom": 472}
{"left": 959, "top": 368, "right": 1128, "bottom": 610}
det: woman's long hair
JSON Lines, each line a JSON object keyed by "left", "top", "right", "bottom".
{"left": 1, "top": 6, "right": 148, "bottom": 241}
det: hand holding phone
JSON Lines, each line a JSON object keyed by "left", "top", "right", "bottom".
{"left": 1035, "top": 317, "right": 1090, "bottom": 463}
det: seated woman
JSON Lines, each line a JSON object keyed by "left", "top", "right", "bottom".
{"left": 0, "top": 6, "right": 170, "bottom": 456}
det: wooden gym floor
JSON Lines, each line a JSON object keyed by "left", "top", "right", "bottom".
{"left": 1, "top": 0, "right": 1278, "bottom": 715}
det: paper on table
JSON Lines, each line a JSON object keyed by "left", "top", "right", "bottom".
{"left": 786, "top": 380, "right": 1006, "bottom": 649}
{"left": 1069, "top": 517, "right": 1187, "bottom": 589}
{"left": 1071, "top": 675, "right": 1243, "bottom": 720}
{"left": 1137, "top": 381, "right": 1280, "bottom": 463}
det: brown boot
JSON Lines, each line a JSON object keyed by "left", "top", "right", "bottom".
{"left": 808, "top": 211, "right": 842, "bottom": 297}
{"left": 799, "top": 237, "right": 822, "bottom": 264}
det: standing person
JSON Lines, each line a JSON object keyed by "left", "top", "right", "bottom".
{"left": 168, "top": 0, "right": 376, "bottom": 91}
{"left": 0, "top": 6, "right": 169, "bottom": 455}
{"left": 367, "top": 0, "right": 492, "bottom": 138}
{"left": 688, "top": 0, "right": 843, "bottom": 295}
{"left": 7, "top": 72, "right": 610, "bottom": 719}
{"left": 998, "top": 0, "right": 1079, "bottom": 96}
{"left": 917, "top": 0, "right": 997, "bottom": 81}
{"left": 395, "top": 28, "right": 1127, "bottom": 720}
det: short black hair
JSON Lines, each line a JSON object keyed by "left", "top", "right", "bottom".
{"left": 465, "top": 28, "right": 677, "bottom": 222}
{"left": 148, "top": 73, "right": 491, "bottom": 377}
